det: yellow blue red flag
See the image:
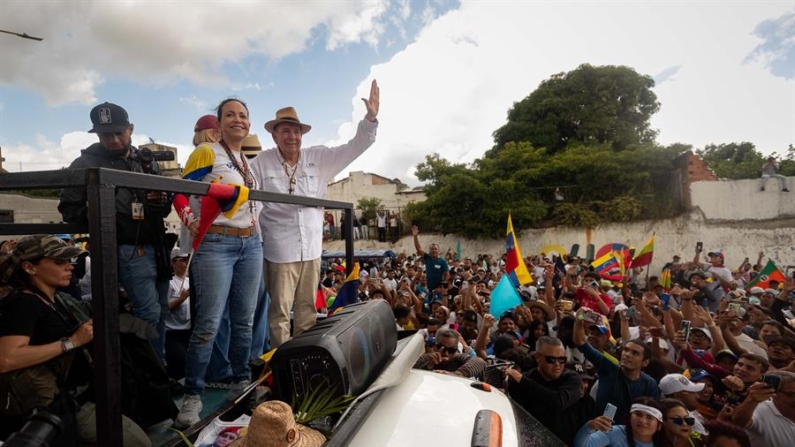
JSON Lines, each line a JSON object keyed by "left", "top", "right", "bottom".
{"left": 506, "top": 214, "right": 533, "bottom": 286}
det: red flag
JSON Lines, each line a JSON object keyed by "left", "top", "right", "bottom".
{"left": 193, "top": 183, "right": 249, "bottom": 251}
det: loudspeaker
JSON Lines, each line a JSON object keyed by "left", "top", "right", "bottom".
{"left": 271, "top": 300, "right": 397, "bottom": 402}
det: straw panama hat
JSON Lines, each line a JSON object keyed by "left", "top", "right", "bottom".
{"left": 264, "top": 107, "right": 312, "bottom": 134}
{"left": 228, "top": 401, "right": 325, "bottom": 447}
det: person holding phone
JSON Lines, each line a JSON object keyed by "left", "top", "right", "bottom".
{"left": 505, "top": 336, "right": 584, "bottom": 446}
{"left": 573, "top": 314, "right": 660, "bottom": 424}
{"left": 574, "top": 397, "right": 666, "bottom": 447}
{"left": 731, "top": 371, "right": 795, "bottom": 446}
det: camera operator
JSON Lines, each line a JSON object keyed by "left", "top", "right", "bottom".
{"left": 58, "top": 102, "right": 172, "bottom": 362}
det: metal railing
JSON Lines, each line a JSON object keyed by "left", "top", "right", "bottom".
{"left": 0, "top": 168, "right": 354, "bottom": 447}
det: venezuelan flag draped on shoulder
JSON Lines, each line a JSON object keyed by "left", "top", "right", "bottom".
{"left": 505, "top": 214, "right": 533, "bottom": 286}
{"left": 329, "top": 262, "right": 360, "bottom": 313}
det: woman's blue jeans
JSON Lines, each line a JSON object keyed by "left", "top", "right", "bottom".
{"left": 183, "top": 233, "right": 262, "bottom": 395}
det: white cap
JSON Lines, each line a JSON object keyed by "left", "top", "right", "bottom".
{"left": 659, "top": 373, "right": 705, "bottom": 396}
{"left": 691, "top": 327, "right": 713, "bottom": 341}
{"left": 749, "top": 287, "right": 765, "bottom": 295}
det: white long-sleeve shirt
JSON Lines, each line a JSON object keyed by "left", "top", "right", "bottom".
{"left": 250, "top": 119, "right": 378, "bottom": 263}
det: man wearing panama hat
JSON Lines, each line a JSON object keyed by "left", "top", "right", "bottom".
{"left": 250, "top": 80, "right": 380, "bottom": 348}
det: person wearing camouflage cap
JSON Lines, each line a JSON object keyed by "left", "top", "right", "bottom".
{"left": 11, "top": 234, "right": 85, "bottom": 264}
{"left": 0, "top": 235, "right": 151, "bottom": 445}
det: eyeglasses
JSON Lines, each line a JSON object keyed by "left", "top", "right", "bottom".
{"left": 543, "top": 356, "right": 567, "bottom": 365}
{"left": 666, "top": 416, "right": 695, "bottom": 426}
{"left": 435, "top": 344, "right": 459, "bottom": 354}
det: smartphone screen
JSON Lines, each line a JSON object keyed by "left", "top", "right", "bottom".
{"left": 681, "top": 320, "right": 692, "bottom": 343}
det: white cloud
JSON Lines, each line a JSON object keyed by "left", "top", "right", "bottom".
{"left": 1, "top": 132, "right": 192, "bottom": 173}
{"left": 179, "top": 96, "right": 209, "bottom": 113}
{"left": 0, "top": 1, "right": 392, "bottom": 106}
{"left": 330, "top": 0, "right": 795, "bottom": 185}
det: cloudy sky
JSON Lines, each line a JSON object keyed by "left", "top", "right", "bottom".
{"left": 1, "top": 0, "right": 793, "bottom": 186}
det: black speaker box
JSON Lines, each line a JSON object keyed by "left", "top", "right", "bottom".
{"left": 270, "top": 300, "right": 397, "bottom": 402}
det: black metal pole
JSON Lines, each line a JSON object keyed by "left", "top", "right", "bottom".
{"left": 343, "top": 206, "right": 354, "bottom": 275}
{"left": 86, "top": 170, "right": 122, "bottom": 447}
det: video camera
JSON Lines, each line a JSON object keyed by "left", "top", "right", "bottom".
{"left": 137, "top": 147, "right": 175, "bottom": 175}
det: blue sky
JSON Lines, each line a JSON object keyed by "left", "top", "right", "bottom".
{"left": 1, "top": 1, "right": 793, "bottom": 184}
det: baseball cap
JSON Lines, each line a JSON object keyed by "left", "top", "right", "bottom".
{"left": 170, "top": 247, "right": 189, "bottom": 260}
{"left": 690, "top": 327, "right": 713, "bottom": 341}
{"left": 683, "top": 368, "right": 717, "bottom": 383}
{"left": 763, "top": 288, "right": 779, "bottom": 297}
{"left": 749, "top": 287, "right": 765, "bottom": 296}
{"left": 12, "top": 234, "right": 85, "bottom": 262}
{"left": 659, "top": 373, "right": 705, "bottom": 396}
{"left": 194, "top": 114, "right": 218, "bottom": 132}
{"left": 707, "top": 251, "right": 724, "bottom": 259}
{"left": 88, "top": 102, "right": 131, "bottom": 133}
{"left": 715, "top": 349, "right": 738, "bottom": 361}
{"left": 589, "top": 324, "right": 609, "bottom": 335}
{"left": 764, "top": 335, "right": 795, "bottom": 351}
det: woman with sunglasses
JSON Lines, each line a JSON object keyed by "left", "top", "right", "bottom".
{"left": 0, "top": 234, "right": 150, "bottom": 446}
{"left": 575, "top": 397, "right": 666, "bottom": 447}
{"left": 660, "top": 398, "right": 705, "bottom": 447}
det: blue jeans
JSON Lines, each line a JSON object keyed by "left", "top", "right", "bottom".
{"left": 205, "top": 248, "right": 271, "bottom": 382}
{"left": 250, "top": 275, "right": 271, "bottom": 359}
{"left": 117, "top": 244, "right": 169, "bottom": 360}
{"left": 183, "top": 233, "right": 262, "bottom": 395}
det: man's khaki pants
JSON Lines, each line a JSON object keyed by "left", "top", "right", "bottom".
{"left": 265, "top": 258, "right": 321, "bottom": 348}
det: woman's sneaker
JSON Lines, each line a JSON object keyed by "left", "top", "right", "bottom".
{"left": 174, "top": 394, "right": 202, "bottom": 429}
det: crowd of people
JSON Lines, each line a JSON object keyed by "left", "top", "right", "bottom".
{"left": 2, "top": 80, "right": 794, "bottom": 447}
{"left": 371, "top": 235, "right": 794, "bottom": 447}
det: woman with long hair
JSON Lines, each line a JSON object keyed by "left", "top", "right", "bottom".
{"left": 173, "top": 99, "right": 263, "bottom": 429}
{"left": 575, "top": 397, "right": 666, "bottom": 447}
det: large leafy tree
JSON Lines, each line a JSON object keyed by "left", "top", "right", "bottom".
{"left": 491, "top": 64, "right": 660, "bottom": 154}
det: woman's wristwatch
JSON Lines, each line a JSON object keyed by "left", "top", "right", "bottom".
{"left": 61, "top": 337, "right": 75, "bottom": 352}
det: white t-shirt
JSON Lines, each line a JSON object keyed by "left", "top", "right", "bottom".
{"left": 747, "top": 400, "right": 795, "bottom": 447}
{"left": 165, "top": 276, "right": 190, "bottom": 330}
{"left": 384, "top": 278, "right": 398, "bottom": 292}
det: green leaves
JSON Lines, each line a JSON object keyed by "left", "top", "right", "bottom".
{"left": 356, "top": 197, "right": 382, "bottom": 220}
{"left": 492, "top": 64, "right": 659, "bottom": 154}
{"left": 293, "top": 385, "right": 354, "bottom": 427}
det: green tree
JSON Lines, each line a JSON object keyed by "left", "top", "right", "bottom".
{"left": 491, "top": 64, "right": 660, "bottom": 154}
{"left": 696, "top": 142, "right": 767, "bottom": 179}
{"left": 356, "top": 197, "right": 382, "bottom": 220}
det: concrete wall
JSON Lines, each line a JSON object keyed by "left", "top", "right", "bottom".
{"left": 0, "top": 193, "right": 62, "bottom": 223}
{"left": 691, "top": 177, "right": 795, "bottom": 221}
{"left": 324, "top": 210, "right": 795, "bottom": 276}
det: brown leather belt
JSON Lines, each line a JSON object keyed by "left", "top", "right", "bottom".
{"left": 206, "top": 225, "right": 257, "bottom": 237}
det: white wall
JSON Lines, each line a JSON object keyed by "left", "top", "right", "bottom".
{"left": 691, "top": 177, "right": 795, "bottom": 221}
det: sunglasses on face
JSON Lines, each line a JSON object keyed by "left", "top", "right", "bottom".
{"left": 436, "top": 344, "right": 459, "bottom": 354}
{"left": 543, "top": 356, "right": 567, "bottom": 365}
{"left": 667, "top": 416, "right": 695, "bottom": 426}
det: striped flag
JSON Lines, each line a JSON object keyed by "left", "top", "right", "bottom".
{"left": 328, "top": 262, "right": 361, "bottom": 313}
{"left": 631, "top": 235, "right": 655, "bottom": 268}
{"left": 506, "top": 214, "right": 533, "bottom": 286}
